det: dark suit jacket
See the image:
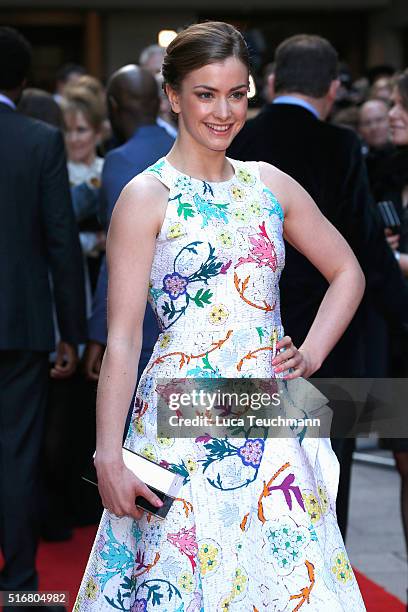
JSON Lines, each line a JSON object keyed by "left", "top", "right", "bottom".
{"left": 0, "top": 102, "right": 86, "bottom": 351}
{"left": 228, "top": 103, "right": 408, "bottom": 376}
{"left": 88, "top": 124, "right": 174, "bottom": 377}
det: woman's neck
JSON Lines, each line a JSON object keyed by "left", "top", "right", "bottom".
{"left": 72, "top": 152, "right": 96, "bottom": 168}
{"left": 166, "top": 133, "right": 234, "bottom": 183}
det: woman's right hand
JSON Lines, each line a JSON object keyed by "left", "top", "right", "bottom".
{"left": 95, "top": 457, "right": 163, "bottom": 521}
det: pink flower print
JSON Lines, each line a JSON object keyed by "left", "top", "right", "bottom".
{"left": 238, "top": 439, "right": 265, "bottom": 468}
{"left": 268, "top": 473, "right": 306, "bottom": 512}
{"left": 131, "top": 599, "right": 147, "bottom": 612}
{"left": 167, "top": 525, "right": 198, "bottom": 572}
{"left": 235, "top": 222, "right": 277, "bottom": 271}
{"left": 163, "top": 272, "right": 189, "bottom": 299}
{"left": 220, "top": 260, "right": 232, "bottom": 275}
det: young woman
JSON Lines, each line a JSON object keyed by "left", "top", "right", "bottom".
{"left": 75, "top": 22, "right": 366, "bottom": 611}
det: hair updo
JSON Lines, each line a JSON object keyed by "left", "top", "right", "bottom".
{"left": 162, "top": 21, "right": 250, "bottom": 91}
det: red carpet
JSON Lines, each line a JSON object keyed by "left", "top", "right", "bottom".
{"left": 1, "top": 526, "right": 403, "bottom": 611}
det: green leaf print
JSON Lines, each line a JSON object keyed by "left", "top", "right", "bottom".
{"left": 136, "top": 579, "right": 182, "bottom": 608}
{"left": 202, "top": 353, "right": 215, "bottom": 371}
{"left": 147, "top": 584, "right": 163, "bottom": 606}
{"left": 162, "top": 300, "right": 176, "bottom": 319}
{"left": 256, "top": 326, "right": 264, "bottom": 344}
{"left": 192, "top": 288, "right": 213, "bottom": 308}
{"left": 105, "top": 587, "right": 130, "bottom": 611}
{"left": 190, "top": 244, "right": 222, "bottom": 284}
{"left": 201, "top": 438, "right": 239, "bottom": 472}
{"left": 174, "top": 195, "right": 195, "bottom": 220}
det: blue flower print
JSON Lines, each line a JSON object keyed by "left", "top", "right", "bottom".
{"left": 237, "top": 439, "right": 265, "bottom": 468}
{"left": 131, "top": 599, "right": 147, "bottom": 612}
{"left": 163, "top": 272, "right": 189, "bottom": 300}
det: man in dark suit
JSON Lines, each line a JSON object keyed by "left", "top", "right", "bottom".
{"left": 84, "top": 65, "right": 174, "bottom": 386}
{"left": 229, "top": 34, "right": 408, "bottom": 538}
{"left": 0, "top": 27, "right": 86, "bottom": 605}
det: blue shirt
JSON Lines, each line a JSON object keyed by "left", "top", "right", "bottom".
{"left": 88, "top": 124, "right": 174, "bottom": 374}
{"left": 273, "top": 95, "right": 319, "bottom": 119}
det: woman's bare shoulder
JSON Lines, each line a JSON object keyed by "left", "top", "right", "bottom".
{"left": 112, "top": 172, "right": 169, "bottom": 230}
{"left": 258, "top": 160, "right": 309, "bottom": 216}
{"left": 258, "top": 161, "right": 295, "bottom": 190}
{"left": 121, "top": 171, "right": 169, "bottom": 204}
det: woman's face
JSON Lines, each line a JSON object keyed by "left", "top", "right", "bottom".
{"left": 389, "top": 87, "right": 408, "bottom": 146}
{"left": 168, "top": 56, "right": 249, "bottom": 152}
{"left": 64, "top": 109, "right": 99, "bottom": 165}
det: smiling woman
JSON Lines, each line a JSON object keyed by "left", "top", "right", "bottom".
{"left": 162, "top": 22, "right": 250, "bottom": 173}
{"left": 75, "top": 21, "right": 366, "bottom": 612}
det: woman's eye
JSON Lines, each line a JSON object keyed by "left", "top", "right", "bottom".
{"left": 197, "top": 92, "right": 213, "bottom": 99}
{"left": 231, "top": 91, "right": 246, "bottom": 100}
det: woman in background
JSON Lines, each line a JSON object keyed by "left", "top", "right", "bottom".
{"left": 379, "top": 69, "right": 408, "bottom": 607}
{"left": 63, "top": 85, "right": 106, "bottom": 299}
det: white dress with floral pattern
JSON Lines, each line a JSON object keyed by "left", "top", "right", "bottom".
{"left": 75, "top": 158, "right": 366, "bottom": 612}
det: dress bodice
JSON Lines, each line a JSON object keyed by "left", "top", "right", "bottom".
{"left": 143, "top": 157, "right": 285, "bottom": 336}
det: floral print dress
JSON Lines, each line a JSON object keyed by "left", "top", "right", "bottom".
{"left": 75, "top": 158, "right": 366, "bottom": 612}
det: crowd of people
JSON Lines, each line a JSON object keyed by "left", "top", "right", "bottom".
{"left": 0, "top": 20, "right": 408, "bottom": 612}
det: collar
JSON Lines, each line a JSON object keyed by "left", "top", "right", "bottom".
{"left": 273, "top": 95, "right": 319, "bottom": 119}
{"left": 0, "top": 93, "right": 16, "bottom": 110}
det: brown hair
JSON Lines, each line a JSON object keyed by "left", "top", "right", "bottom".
{"left": 162, "top": 21, "right": 250, "bottom": 91}
{"left": 395, "top": 69, "right": 408, "bottom": 111}
{"left": 62, "top": 85, "right": 105, "bottom": 131}
{"left": 274, "top": 34, "right": 338, "bottom": 98}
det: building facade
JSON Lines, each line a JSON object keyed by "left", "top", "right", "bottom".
{"left": 0, "top": 0, "right": 407, "bottom": 88}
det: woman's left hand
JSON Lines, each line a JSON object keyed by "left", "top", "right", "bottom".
{"left": 272, "top": 336, "right": 315, "bottom": 379}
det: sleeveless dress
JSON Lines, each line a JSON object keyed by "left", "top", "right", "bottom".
{"left": 75, "top": 157, "right": 366, "bottom": 611}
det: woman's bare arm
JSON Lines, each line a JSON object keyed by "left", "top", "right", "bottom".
{"left": 94, "top": 173, "right": 168, "bottom": 519}
{"left": 260, "top": 162, "right": 365, "bottom": 374}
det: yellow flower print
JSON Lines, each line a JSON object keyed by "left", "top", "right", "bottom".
{"left": 217, "top": 230, "right": 233, "bottom": 248}
{"left": 84, "top": 577, "right": 99, "bottom": 601}
{"left": 198, "top": 542, "right": 219, "bottom": 575}
{"left": 232, "top": 568, "right": 247, "bottom": 598}
{"left": 236, "top": 168, "right": 256, "bottom": 186}
{"left": 331, "top": 551, "right": 353, "bottom": 584}
{"left": 141, "top": 443, "right": 157, "bottom": 463}
{"left": 230, "top": 185, "right": 245, "bottom": 201}
{"left": 303, "top": 492, "right": 322, "bottom": 524}
{"left": 167, "top": 222, "right": 185, "bottom": 240}
{"left": 232, "top": 208, "right": 248, "bottom": 223}
{"left": 209, "top": 304, "right": 229, "bottom": 325}
{"left": 269, "top": 327, "right": 279, "bottom": 346}
{"left": 178, "top": 570, "right": 194, "bottom": 593}
{"left": 157, "top": 436, "right": 174, "bottom": 447}
{"left": 248, "top": 200, "right": 262, "bottom": 216}
{"left": 318, "top": 484, "right": 329, "bottom": 514}
{"left": 134, "top": 417, "right": 144, "bottom": 435}
{"left": 159, "top": 333, "right": 171, "bottom": 348}
{"left": 185, "top": 457, "right": 198, "bottom": 474}
{"left": 220, "top": 597, "right": 231, "bottom": 610}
